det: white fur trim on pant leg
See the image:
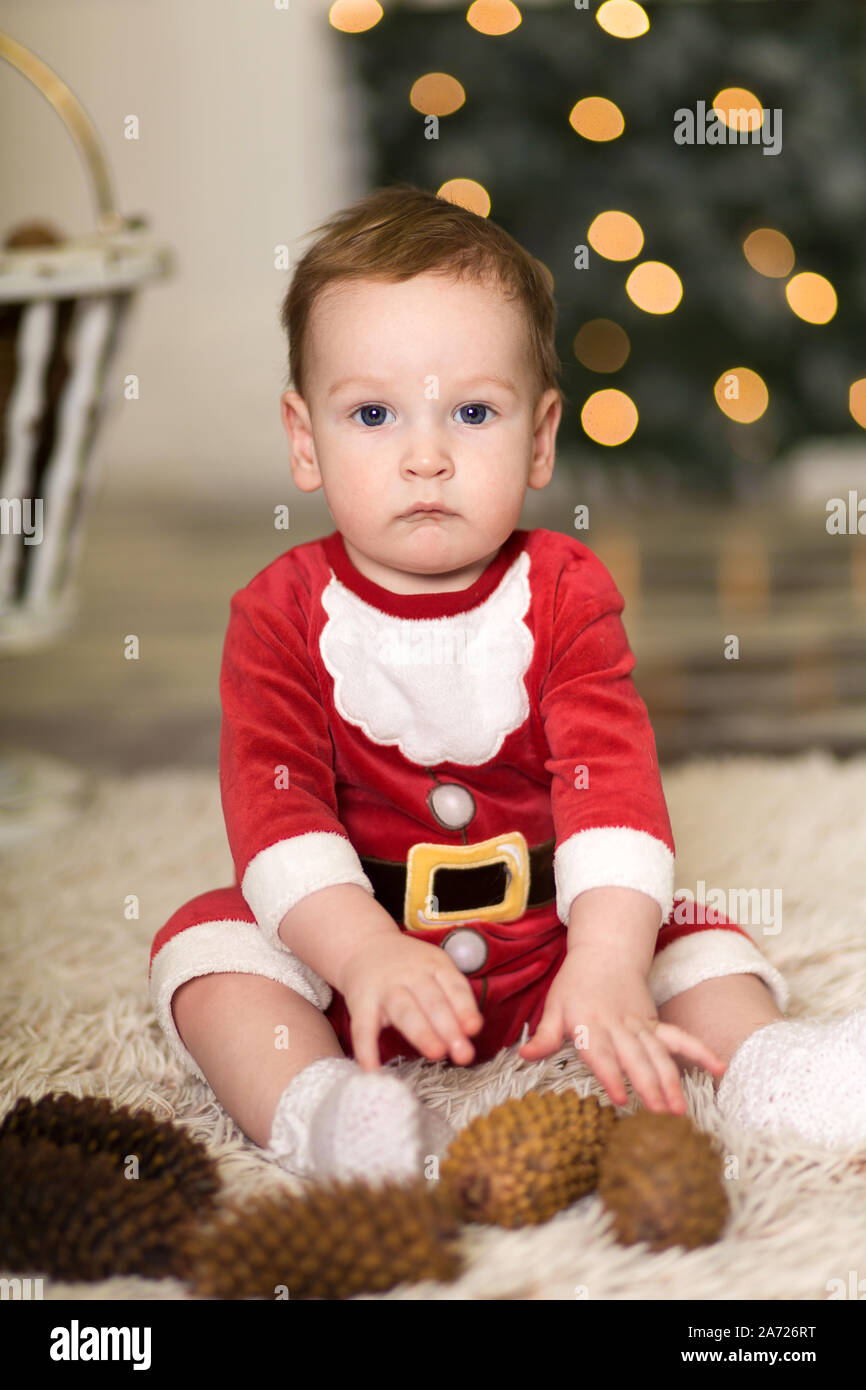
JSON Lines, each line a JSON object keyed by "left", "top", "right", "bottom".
{"left": 554, "top": 826, "right": 675, "bottom": 927}
{"left": 648, "top": 927, "right": 790, "bottom": 1012}
{"left": 149, "top": 920, "right": 333, "bottom": 1084}
{"left": 241, "top": 832, "right": 375, "bottom": 949}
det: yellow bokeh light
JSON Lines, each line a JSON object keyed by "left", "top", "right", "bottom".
{"left": 328, "top": 0, "right": 383, "bottom": 33}
{"left": 587, "top": 210, "right": 644, "bottom": 261}
{"left": 743, "top": 228, "right": 795, "bottom": 279}
{"left": 581, "top": 389, "right": 638, "bottom": 445}
{"left": 596, "top": 1, "right": 649, "bottom": 39}
{"left": 850, "top": 379, "right": 866, "bottom": 429}
{"left": 713, "top": 368, "right": 769, "bottom": 424}
{"left": 786, "top": 271, "right": 837, "bottom": 324}
{"left": 713, "top": 87, "right": 763, "bottom": 132}
{"left": 625, "top": 261, "right": 683, "bottom": 314}
{"left": 467, "top": 0, "right": 522, "bottom": 36}
{"left": 573, "top": 319, "right": 631, "bottom": 373}
{"left": 410, "top": 74, "right": 466, "bottom": 117}
{"left": 436, "top": 178, "right": 491, "bottom": 218}
{"left": 569, "top": 96, "right": 625, "bottom": 142}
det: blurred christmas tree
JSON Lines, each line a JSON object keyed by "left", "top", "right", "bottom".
{"left": 335, "top": 0, "right": 866, "bottom": 495}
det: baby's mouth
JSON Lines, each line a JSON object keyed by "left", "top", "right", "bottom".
{"left": 400, "top": 507, "right": 455, "bottom": 519}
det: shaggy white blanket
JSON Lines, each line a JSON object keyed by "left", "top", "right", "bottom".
{"left": 2, "top": 751, "right": 866, "bottom": 1301}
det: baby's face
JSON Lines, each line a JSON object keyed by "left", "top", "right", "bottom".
{"left": 281, "top": 270, "right": 561, "bottom": 593}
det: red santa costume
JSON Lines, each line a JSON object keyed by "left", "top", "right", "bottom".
{"left": 148, "top": 526, "right": 788, "bottom": 1078}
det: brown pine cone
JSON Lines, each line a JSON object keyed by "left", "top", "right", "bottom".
{"left": 180, "top": 1175, "right": 464, "bottom": 1300}
{"left": 440, "top": 1088, "right": 619, "bottom": 1227}
{"left": 0, "top": 1093, "right": 220, "bottom": 1212}
{"left": 0, "top": 1134, "right": 196, "bottom": 1281}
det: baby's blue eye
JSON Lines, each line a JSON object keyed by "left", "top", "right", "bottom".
{"left": 352, "top": 404, "right": 394, "bottom": 427}
{"left": 456, "top": 403, "right": 493, "bottom": 425}
{"left": 351, "top": 402, "right": 495, "bottom": 427}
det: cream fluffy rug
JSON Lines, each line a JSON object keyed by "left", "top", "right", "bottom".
{"left": 3, "top": 750, "right": 866, "bottom": 1301}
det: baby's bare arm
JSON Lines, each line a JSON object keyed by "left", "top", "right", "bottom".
{"left": 277, "top": 882, "right": 404, "bottom": 988}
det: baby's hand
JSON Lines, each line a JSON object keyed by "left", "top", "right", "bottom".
{"left": 518, "top": 950, "right": 727, "bottom": 1113}
{"left": 336, "top": 934, "right": 484, "bottom": 1070}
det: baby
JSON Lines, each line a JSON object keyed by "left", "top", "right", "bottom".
{"left": 149, "top": 184, "right": 866, "bottom": 1182}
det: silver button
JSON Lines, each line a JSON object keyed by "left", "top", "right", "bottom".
{"left": 441, "top": 927, "right": 488, "bottom": 974}
{"left": 428, "top": 781, "right": 476, "bottom": 830}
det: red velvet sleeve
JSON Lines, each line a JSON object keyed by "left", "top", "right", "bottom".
{"left": 219, "top": 581, "right": 374, "bottom": 947}
{"left": 539, "top": 556, "right": 675, "bottom": 927}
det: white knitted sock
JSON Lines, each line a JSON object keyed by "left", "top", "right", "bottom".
{"left": 716, "top": 1006, "right": 866, "bottom": 1147}
{"left": 265, "top": 1055, "right": 455, "bottom": 1183}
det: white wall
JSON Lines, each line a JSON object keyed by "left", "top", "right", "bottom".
{"left": 0, "top": 0, "right": 368, "bottom": 508}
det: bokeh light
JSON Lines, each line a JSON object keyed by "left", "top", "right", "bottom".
{"left": 785, "top": 271, "right": 837, "bottom": 324}
{"left": 850, "top": 379, "right": 866, "bottom": 429}
{"left": 712, "top": 87, "right": 763, "bottom": 132}
{"left": 569, "top": 97, "right": 625, "bottom": 142}
{"left": 328, "top": 0, "right": 383, "bottom": 33}
{"left": 436, "top": 178, "right": 491, "bottom": 217}
{"left": 587, "top": 210, "right": 644, "bottom": 261}
{"left": 625, "top": 261, "right": 683, "bottom": 314}
{"left": 467, "top": 0, "right": 522, "bottom": 36}
{"left": 410, "top": 74, "right": 466, "bottom": 117}
{"left": 596, "top": 1, "right": 650, "bottom": 39}
{"left": 581, "top": 389, "right": 639, "bottom": 445}
{"left": 573, "top": 319, "right": 631, "bottom": 373}
{"left": 713, "top": 367, "right": 769, "bottom": 423}
{"left": 743, "top": 228, "right": 795, "bottom": 278}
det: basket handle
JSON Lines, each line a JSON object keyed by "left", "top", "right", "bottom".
{"left": 0, "top": 29, "right": 124, "bottom": 235}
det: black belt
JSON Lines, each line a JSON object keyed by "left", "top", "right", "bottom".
{"left": 359, "top": 837, "right": 556, "bottom": 925}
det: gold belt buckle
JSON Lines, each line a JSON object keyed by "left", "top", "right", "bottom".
{"left": 403, "top": 831, "right": 530, "bottom": 931}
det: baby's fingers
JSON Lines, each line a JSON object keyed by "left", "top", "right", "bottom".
{"left": 609, "top": 1027, "right": 686, "bottom": 1114}
{"left": 615, "top": 1024, "right": 688, "bottom": 1114}
{"left": 379, "top": 984, "right": 463, "bottom": 1064}
{"left": 572, "top": 1032, "right": 630, "bottom": 1106}
{"left": 350, "top": 1004, "right": 384, "bottom": 1071}
{"left": 517, "top": 1000, "right": 565, "bottom": 1060}
{"left": 654, "top": 1022, "right": 727, "bottom": 1076}
{"left": 409, "top": 975, "right": 480, "bottom": 1064}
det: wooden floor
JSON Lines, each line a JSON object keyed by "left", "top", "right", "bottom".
{"left": 2, "top": 495, "right": 864, "bottom": 773}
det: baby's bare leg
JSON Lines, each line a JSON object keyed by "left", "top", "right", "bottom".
{"left": 172, "top": 972, "right": 345, "bottom": 1148}
{"left": 658, "top": 973, "right": 784, "bottom": 1084}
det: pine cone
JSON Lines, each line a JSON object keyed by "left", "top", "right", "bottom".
{"left": 0, "top": 1134, "right": 196, "bottom": 1281}
{"left": 180, "top": 1176, "right": 464, "bottom": 1299}
{"left": 439, "top": 1088, "right": 618, "bottom": 1227}
{"left": 3, "top": 220, "right": 65, "bottom": 249}
{"left": 597, "top": 1111, "right": 729, "bottom": 1251}
{"left": 0, "top": 1093, "right": 220, "bottom": 1212}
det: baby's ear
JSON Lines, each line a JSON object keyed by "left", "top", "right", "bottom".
{"left": 280, "top": 388, "right": 304, "bottom": 430}
{"left": 280, "top": 389, "right": 324, "bottom": 493}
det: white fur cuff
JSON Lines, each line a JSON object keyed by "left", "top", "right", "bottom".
{"left": 149, "top": 920, "right": 333, "bottom": 1083}
{"left": 649, "top": 926, "right": 790, "bottom": 1012}
{"left": 241, "top": 831, "right": 375, "bottom": 950}
{"left": 554, "top": 825, "right": 675, "bottom": 926}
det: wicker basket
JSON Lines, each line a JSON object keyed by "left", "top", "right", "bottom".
{"left": 0, "top": 30, "right": 172, "bottom": 842}
{"left": 0, "top": 30, "right": 172, "bottom": 651}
